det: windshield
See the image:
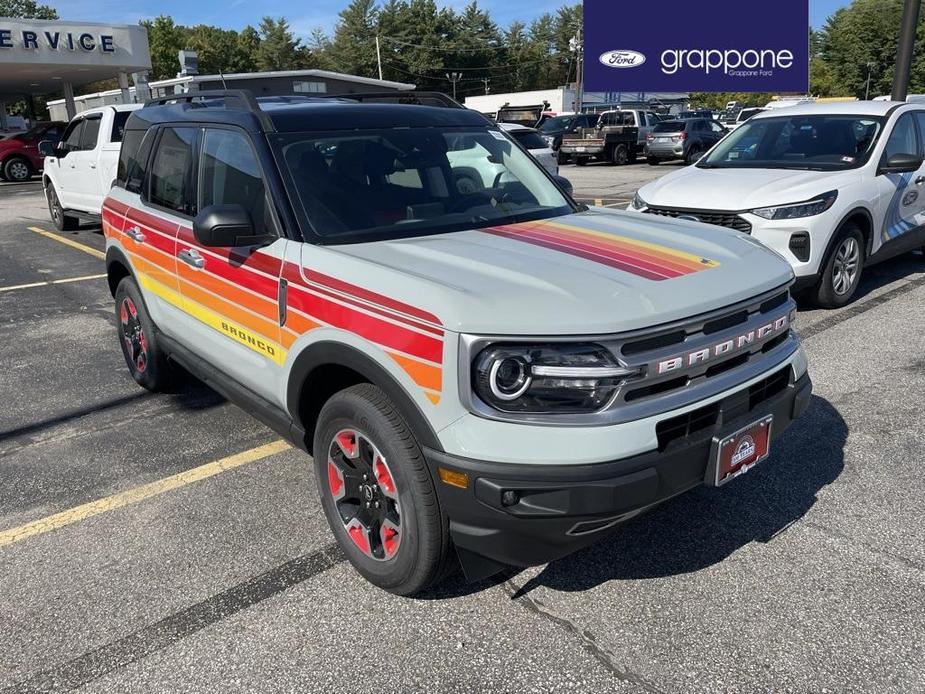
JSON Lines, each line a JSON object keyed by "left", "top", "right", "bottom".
{"left": 698, "top": 114, "right": 885, "bottom": 170}
{"left": 273, "top": 127, "right": 573, "bottom": 243}
{"left": 653, "top": 121, "right": 686, "bottom": 133}
{"left": 539, "top": 116, "right": 577, "bottom": 132}
{"left": 510, "top": 129, "right": 548, "bottom": 149}
{"left": 737, "top": 108, "right": 765, "bottom": 122}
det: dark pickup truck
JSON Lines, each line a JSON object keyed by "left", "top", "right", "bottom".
{"left": 560, "top": 110, "right": 641, "bottom": 166}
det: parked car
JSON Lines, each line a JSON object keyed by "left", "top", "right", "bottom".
{"left": 101, "top": 90, "right": 810, "bottom": 595}
{"left": 500, "top": 123, "right": 559, "bottom": 177}
{"left": 0, "top": 121, "right": 65, "bottom": 182}
{"left": 724, "top": 107, "right": 768, "bottom": 132}
{"left": 40, "top": 104, "right": 142, "bottom": 229}
{"left": 629, "top": 101, "right": 925, "bottom": 307}
{"left": 537, "top": 113, "right": 599, "bottom": 160}
{"left": 560, "top": 109, "right": 660, "bottom": 165}
{"left": 646, "top": 118, "right": 727, "bottom": 165}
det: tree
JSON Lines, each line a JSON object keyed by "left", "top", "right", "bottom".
{"left": 329, "top": 0, "right": 380, "bottom": 78}
{"left": 0, "top": 0, "right": 57, "bottom": 18}
{"left": 256, "top": 17, "right": 301, "bottom": 71}
{"left": 235, "top": 26, "right": 261, "bottom": 73}
{"left": 141, "top": 16, "right": 189, "bottom": 80}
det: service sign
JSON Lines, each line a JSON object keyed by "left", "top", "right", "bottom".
{"left": 583, "top": 0, "right": 809, "bottom": 93}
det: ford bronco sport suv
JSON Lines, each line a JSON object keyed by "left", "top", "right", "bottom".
{"left": 102, "top": 90, "right": 811, "bottom": 595}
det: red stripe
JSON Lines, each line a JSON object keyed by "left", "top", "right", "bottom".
{"left": 306, "top": 268, "right": 442, "bottom": 327}
{"left": 489, "top": 224, "right": 686, "bottom": 279}
{"left": 176, "top": 227, "right": 283, "bottom": 278}
{"left": 103, "top": 197, "right": 130, "bottom": 216}
{"left": 125, "top": 207, "right": 179, "bottom": 236}
{"left": 287, "top": 289, "right": 443, "bottom": 363}
{"left": 482, "top": 227, "right": 670, "bottom": 281}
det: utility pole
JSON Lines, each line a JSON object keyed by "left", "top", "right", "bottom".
{"left": 865, "top": 62, "right": 875, "bottom": 101}
{"left": 446, "top": 72, "right": 462, "bottom": 100}
{"left": 892, "top": 0, "right": 921, "bottom": 101}
{"left": 375, "top": 36, "right": 383, "bottom": 81}
{"left": 482, "top": 77, "right": 490, "bottom": 95}
{"left": 569, "top": 26, "right": 584, "bottom": 113}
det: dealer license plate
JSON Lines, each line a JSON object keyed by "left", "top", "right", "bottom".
{"left": 574, "top": 146, "right": 587, "bottom": 152}
{"left": 709, "top": 415, "right": 773, "bottom": 486}
{"left": 657, "top": 137, "right": 671, "bottom": 143}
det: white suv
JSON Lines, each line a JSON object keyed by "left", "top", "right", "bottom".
{"left": 629, "top": 101, "right": 925, "bottom": 307}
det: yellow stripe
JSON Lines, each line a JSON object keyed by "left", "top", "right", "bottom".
{"left": 0, "top": 440, "right": 290, "bottom": 548}
{"left": 541, "top": 220, "right": 720, "bottom": 268}
{"left": 0, "top": 273, "right": 106, "bottom": 293}
{"left": 137, "top": 271, "right": 288, "bottom": 366}
{"left": 27, "top": 226, "right": 106, "bottom": 260}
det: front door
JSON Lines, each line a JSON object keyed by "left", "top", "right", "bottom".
{"left": 873, "top": 112, "right": 925, "bottom": 255}
{"left": 66, "top": 113, "right": 103, "bottom": 210}
{"left": 174, "top": 126, "right": 286, "bottom": 404}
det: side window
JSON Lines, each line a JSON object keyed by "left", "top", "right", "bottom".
{"left": 149, "top": 127, "right": 197, "bottom": 215}
{"left": 913, "top": 113, "right": 925, "bottom": 153}
{"left": 79, "top": 116, "right": 101, "bottom": 150}
{"left": 111, "top": 111, "right": 132, "bottom": 143}
{"left": 884, "top": 114, "right": 919, "bottom": 159}
{"left": 199, "top": 128, "right": 271, "bottom": 235}
{"left": 59, "top": 120, "right": 84, "bottom": 152}
{"left": 117, "top": 128, "right": 154, "bottom": 193}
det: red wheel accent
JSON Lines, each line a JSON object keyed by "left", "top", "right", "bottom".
{"left": 347, "top": 520, "right": 371, "bottom": 554}
{"left": 381, "top": 521, "right": 400, "bottom": 558}
{"left": 335, "top": 431, "right": 357, "bottom": 458}
{"left": 374, "top": 456, "right": 396, "bottom": 495}
{"left": 327, "top": 461, "right": 345, "bottom": 499}
{"left": 119, "top": 303, "right": 128, "bottom": 324}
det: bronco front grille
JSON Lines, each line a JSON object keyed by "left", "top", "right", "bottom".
{"left": 645, "top": 206, "right": 752, "bottom": 234}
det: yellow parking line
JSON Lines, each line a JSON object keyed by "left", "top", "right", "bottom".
{"left": 0, "top": 439, "right": 290, "bottom": 548}
{"left": 27, "top": 226, "right": 106, "bottom": 260}
{"left": 0, "top": 273, "right": 107, "bottom": 293}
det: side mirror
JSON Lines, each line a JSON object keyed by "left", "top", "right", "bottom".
{"left": 553, "top": 174, "right": 573, "bottom": 196}
{"left": 193, "top": 204, "right": 269, "bottom": 247}
{"left": 38, "top": 140, "right": 56, "bottom": 157}
{"left": 879, "top": 152, "right": 923, "bottom": 175}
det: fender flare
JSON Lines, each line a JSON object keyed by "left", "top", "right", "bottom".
{"left": 827, "top": 206, "right": 875, "bottom": 260}
{"left": 286, "top": 341, "right": 443, "bottom": 452}
{"left": 105, "top": 245, "right": 136, "bottom": 296}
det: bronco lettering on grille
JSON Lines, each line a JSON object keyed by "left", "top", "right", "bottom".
{"left": 656, "top": 315, "right": 789, "bottom": 375}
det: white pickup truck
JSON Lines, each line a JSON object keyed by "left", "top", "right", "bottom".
{"left": 40, "top": 104, "right": 141, "bottom": 230}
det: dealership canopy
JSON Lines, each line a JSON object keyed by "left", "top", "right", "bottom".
{"left": 0, "top": 17, "right": 150, "bottom": 122}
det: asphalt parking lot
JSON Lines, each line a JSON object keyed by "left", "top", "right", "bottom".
{"left": 1, "top": 172, "right": 924, "bottom": 694}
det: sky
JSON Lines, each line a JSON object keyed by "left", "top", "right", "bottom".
{"left": 54, "top": 0, "right": 851, "bottom": 38}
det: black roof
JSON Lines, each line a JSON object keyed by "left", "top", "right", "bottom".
{"left": 125, "top": 89, "right": 489, "bottom": 134}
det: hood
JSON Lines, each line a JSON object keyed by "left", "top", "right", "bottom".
{"left": 321, "top": 208, "right": 793, "bottom": 335}
{"left": 639, "top": 165, "right": 862, "bottom": 211}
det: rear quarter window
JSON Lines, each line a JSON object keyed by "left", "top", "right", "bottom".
{"left": 511, "top": 130, "right": 547, "bottom": 150}
{"left": 117, "top": 128, "right": 154, "bottom": 194}
{"left": 111, "top": 111, "right": 132, "bottom": 143}
{"left": 653, "top": 121, "right": 686, "bottom": 133}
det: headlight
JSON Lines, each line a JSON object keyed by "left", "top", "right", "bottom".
{"left": 543, "top": 135, "right": 555, "bottom": 146}
{"left": 751, "top": 190, "right": 838, "bottom": 220}
{"left": 631, "top": 191, "right": 647, "bottom": 210}
{"left": 472, "top": 343, "right": 641, "bottom": 414}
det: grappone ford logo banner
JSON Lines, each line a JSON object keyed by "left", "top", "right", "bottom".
{"left": 583, "top": 0, "right": 809, "bottom": 93}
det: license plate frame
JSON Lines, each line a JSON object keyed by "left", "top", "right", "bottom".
{"left": 706, "top": 415, "right": 773, "bottom": 487}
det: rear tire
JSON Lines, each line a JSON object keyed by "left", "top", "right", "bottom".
{"left": 685, "top": 145, "right": 702, "bottom": 165}
{"left": 647, "top": 157, "right": 660, "bottom": 166}
{"left": 575, "top": 157, "right": 587, "bottom": 166}
{"left": 314, "top": 384, "right": 455, "bottom": 595}
{"left": 46, "top": 182, "right": 78, "bottom": 231}
{"left": 3, "top": 156, "right": 32, "bottom": 183}
{"left": 611, "top": 144, "right": 629, "bottom": 166}
{"left": 114, "top": 277, "right": 174, "bottom": 391}
{"left": 813, "top": 224, "right": 865, "bottom": 308}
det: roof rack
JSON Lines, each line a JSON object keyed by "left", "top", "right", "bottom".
{"left": 320, "top": 90, "right": 465, "bottom": 109}
{"left": 143, "top": 89, "right": 276, "bottom": 132}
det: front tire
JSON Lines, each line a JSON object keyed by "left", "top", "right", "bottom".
{"left": 647, "top": 157, "right": 660, "bottom": 166}
{"left": 114, "top": 277, "right": 174, "bottom": 391}
{"left": 3, "top": 156, "right": 32, "bottom": 182}
{"left": 814, "top": 224, "right": 865, "bottom": 308}
{"left": 314, "top": 384, "right": 453, "bottom": 595}
{"left": 46, "top": 182, "right": 78, "bottom": 231}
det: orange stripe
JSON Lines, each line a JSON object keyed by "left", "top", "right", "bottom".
{"left": 178, "top": 277, "right": 280, "bottom": 342}
{"left": 513, "top": 221, "right": 707, "bottom": 274}
{"left": 281, "top": 327, "right": 299, "bottom": 349}
{"left": 388, "top": 352, "right": 442, "bottom": 392}
{"left": 286, "top": 310, "right": 322, "bottom": 336}
{"left": 178, "top": 263, "right": 277, "bottom": 322}
{"left": 425, "top": 392, "right": 441, "bottom": 405}
{"left": 125, "top": 249, "right": 177, "bottom": 289}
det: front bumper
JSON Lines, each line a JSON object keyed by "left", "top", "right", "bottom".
{"left": 425, "top": 371, "right": 811, "bottom": 571}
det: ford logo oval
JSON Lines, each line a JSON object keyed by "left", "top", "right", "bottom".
{"left": 599, "top": 50, "right": 646, "bottom": 69}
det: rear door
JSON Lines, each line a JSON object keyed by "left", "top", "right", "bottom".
{"left": 874, "top": 111, "right": 925, "bottom": 255}
{"left": 175, "top": 125, "right": 286, "bottom": 402}
{"left": 66, "top": 112, "right": 103, "bottom": 211}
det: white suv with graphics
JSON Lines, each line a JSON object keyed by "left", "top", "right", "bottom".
{"left": 629, "top": 102, "right": 925, "bottom": 307}
{"left": 101, "top": 90, "right": 811, "bottom": 595}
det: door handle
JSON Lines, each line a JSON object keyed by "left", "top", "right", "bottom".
{"left": 178, "top": 248, "right": 205, "bottom": 269}
{"left": 915, "top": 176, "right": 925, "bottom": 185}
{"left": 125, "top": 226, "right": 145, "bottom": 243}
{"left": 89, "top": 162, "right": 97, "bottom": 169}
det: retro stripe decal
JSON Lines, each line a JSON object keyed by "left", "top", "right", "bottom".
{"left": 482, "top": 219, "right": 719, "bottom": 281}
{"left": 103, "top": 199, "right": 444, "bottom": 403}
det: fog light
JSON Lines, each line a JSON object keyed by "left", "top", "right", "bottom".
{"left": 501, "top": 490, "right": 520, "bottom": 507}
{"left": 788, "top": 232, "right": 810, "bottom": 262}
